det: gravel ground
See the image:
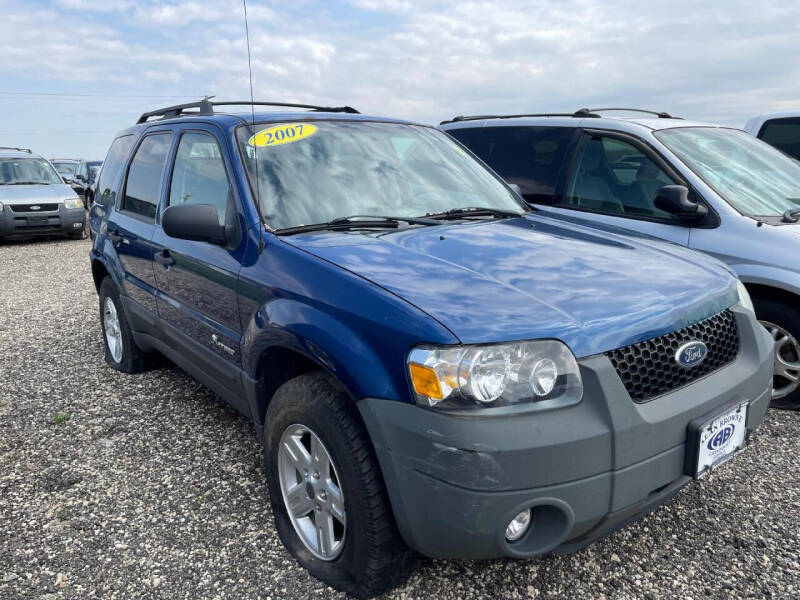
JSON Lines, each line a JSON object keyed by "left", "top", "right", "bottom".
{"left": 2, "top": 236, "right": 800, "bottom": 600}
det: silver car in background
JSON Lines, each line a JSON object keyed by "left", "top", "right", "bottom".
{"left": 440, "top": 109, "right": 800, "bottom": 407}
{"left": 0, "top": 147, "right": 86, "bottom": 241}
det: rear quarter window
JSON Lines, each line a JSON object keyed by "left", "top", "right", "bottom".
{"left": 758, "top": 117, "right": 800, "bottom": 161}
{"left": 96, "top": 135, "right": 136, "bottom": 206}
{"left": 447, "top": 126, "right": 575, "bottom": 204}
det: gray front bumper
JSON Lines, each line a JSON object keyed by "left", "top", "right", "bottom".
{"left": 0, "top": 204, "right": 85, "bottom": 238}
{"left": 358, "top": 307, "right": 774, "bottom": 559}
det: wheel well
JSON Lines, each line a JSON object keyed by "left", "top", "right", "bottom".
{"left": 255, "top": 346, "right": 323, "bottom": 425}
{"left": 743, "top": 282, "right": 800, "bottom": 307}
{"left": 91, "top": 259, "right": 109, "bottom": 293}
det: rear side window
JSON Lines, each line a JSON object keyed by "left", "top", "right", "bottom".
{"left": 96, "top": 135, "right": 135, "bottom": 206}
{"left": 449, "top": 126, "right": 575, "bottom": 204}
{"left": 168, "top": 132, "right": 231, "bottom": 224}
{"left": 758, "top": 117, "right": 800, "bottom": 161}
{"left": 122, "top": 133, "right": 173, "bottom": 221}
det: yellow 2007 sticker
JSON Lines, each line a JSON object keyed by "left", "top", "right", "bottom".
{"left": 249, "top": 123, "right": 317, "bottom": 148}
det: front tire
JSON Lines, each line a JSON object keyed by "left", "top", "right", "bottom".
{"left": 754, "top": 296, "right": 800, "bottom": 409}
{"left": 264, "top": 373, "right": 414, "bottom": 598}
{"left": 98, "top": 276, "right": 152, "bottom": 373}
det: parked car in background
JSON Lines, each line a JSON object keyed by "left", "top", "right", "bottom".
{"left": 51, "top": 158, "right": 79, "bottom": 181}
{"left": 89, "top": 99, "right": 773, "bottom": 598}
{"left": 440, "top": 108, "right": 800, "bottom": 408}
{"left": 0, "top": 147, "right": 86, "bottom": 241}
{"left": 85, "top": 160, "right": 102, "bottom": 205}
{"left": 52, "top": 158, "right": 99, "bottom": 206}
{"left": 744, "top": 112, "right": 800, "bottom": 161}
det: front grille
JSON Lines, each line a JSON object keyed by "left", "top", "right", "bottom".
{"left": 9, "top": 203, "right": 60, "bottom": 212}
{"left": 606, "top": 309, "right": 740, "bottom": 403}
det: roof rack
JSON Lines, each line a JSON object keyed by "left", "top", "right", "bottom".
{"left": 440, "top": 112, "right": 597, "bottom": 125}
{"left": 440, "top": 107, "right": 681, "bottom": 125}
{"left": 136, "top": 96, "right": 360, "bottom": 124}
{"left": 574, "top": 107, "right": 680, "bottom": 119}
{"left": 0, "top": 146, "right": 32, "bottom": 153}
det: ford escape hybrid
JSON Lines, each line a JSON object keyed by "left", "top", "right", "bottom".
{"left": 91, "top": 100, "right": 773, "bottom": 598}
{"left": 441, "top": 108, "right": 800, "bottom": 408}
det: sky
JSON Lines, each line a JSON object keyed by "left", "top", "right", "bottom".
{"left": 0, "top": 0, "right": 798, "bottom": 158}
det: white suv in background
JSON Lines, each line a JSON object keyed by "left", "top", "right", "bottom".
{"left": 744, "top": 112, "right": 800, "bottom": 161}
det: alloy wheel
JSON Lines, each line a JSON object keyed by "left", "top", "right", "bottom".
{"left": 761, "top": 320, "right": 800, "bottom": 400}
{"left": 278, "top": 424, "right": 346, "bottom": 561}
{"left": 103, "top": 297, "right": 123, "bottom": 363}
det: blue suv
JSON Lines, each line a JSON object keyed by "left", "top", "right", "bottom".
{"left": 90, "top": 100, "right": 773, "bottom": 598}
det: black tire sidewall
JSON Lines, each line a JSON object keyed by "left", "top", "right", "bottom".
{"left": 754, "top": 296, "right": 800, "bottom": 409}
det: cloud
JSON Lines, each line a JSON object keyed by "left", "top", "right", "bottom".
{"left": 1, "top": 0, "right": 799, "bottom": 157}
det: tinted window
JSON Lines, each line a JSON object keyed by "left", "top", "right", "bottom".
{"left": 96, "top": 135, "right": 135, "bottom": 205}
{"left": 169, "top": 132, "right": 231, "bottom": 223}
{"left": 563, "top": 136, "right": 678, "bottom": 220}
{"left": 759, "top": 117, "right": 800, "bottom": 161}
{"left": 123, "top": 133, "right": 172, "bottom": 220}
{"left": 449, "top": 126, "right": 575, "bottom": 204}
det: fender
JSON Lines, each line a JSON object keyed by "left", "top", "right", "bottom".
{"left": 241, "top": 298, "right": 402, "bottom": 403}
{"left": 731, "top": 263, "right": 800, "bottom": 298}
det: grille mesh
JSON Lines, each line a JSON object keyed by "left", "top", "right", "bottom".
{"left": 9, "top": 203, "right": 60, "bottom": 212}
{"left": 606, "top": 309, "right": 740, "bottom": 403}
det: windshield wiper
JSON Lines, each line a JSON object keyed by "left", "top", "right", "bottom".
{"left": 782, "top": 202, "right": 800, "bottom": 223}
{"left": 275, "top": 215, "right": 440, "bottom": 236}
{"left": 424, "top": 206, "right": 526, "bottom": 221}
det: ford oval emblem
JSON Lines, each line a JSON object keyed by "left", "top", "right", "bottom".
{"left": 707, "top": 424, "right": 735, "bottom": 451}
{"left": 675, "top": 340, "right": 708, "bottom": 368}
{"left": 30, "top": 205, "right": 41, "bottom": 211}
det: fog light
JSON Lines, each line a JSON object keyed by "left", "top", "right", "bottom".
{"left": 505, "top": 509, "right": 532, "bottom": 542}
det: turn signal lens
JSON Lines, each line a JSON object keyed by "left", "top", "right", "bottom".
{"left": 409, "top": 363, "right": 443, "bottom": 400}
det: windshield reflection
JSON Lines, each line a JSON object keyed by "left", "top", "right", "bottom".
{"left": 237, "top": 121, "right": 525, "bottom": 230}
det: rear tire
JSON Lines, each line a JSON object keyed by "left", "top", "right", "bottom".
{"left": 753, "top": 296, "right": 800, "bottom": 409}
{"left": 264, "top": 372, "right": 414, "bottom": 598}
{"left": 98, "top": 276, "right": 152, "bottom": 373}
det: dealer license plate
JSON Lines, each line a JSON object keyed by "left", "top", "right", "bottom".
{"left": 696, "top": 402, "right": 748, "bottom": 478}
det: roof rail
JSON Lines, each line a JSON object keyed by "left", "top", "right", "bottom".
{"left": 136, "top": 96, "right": 360, "bottom": 124}
{"left": 0, "top": 146, "right": 32, "bottom": 153}
{"left": 440, "top": 111, "right": 602, "bottom": 125}
{"left": 575, "top": 107, "right": 680, "bottom": 119}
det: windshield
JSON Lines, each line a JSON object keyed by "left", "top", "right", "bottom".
{"left": 236, "top": 120, "right": 525, "bottom": 230}
{"left": 52, "top": 160, "right": 78, "bottom": 176}
{"left": 655, "top": 127, "right": 800, "bottom": 217}
{"left": 0, "top": 158, "right": 63, "bottom": 185}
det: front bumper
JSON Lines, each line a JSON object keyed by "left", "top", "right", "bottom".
{"left": 358, "top": 307, "right": 774, "bottom": 559}
{"left": 0, "top": 204, "right": 85, "bottom": 239}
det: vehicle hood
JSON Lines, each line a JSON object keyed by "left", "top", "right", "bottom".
{"left": 283, "top": 214, "right": 738, "bottom": 357}
{"left": 0, "top": 183, "right": 76, "bottom": 204}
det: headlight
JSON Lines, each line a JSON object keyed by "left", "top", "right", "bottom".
{"left": 408, "top": 340, "right": 583, "bottom": 409}
{"left": 63, "top": 198, "right": 83, "bottom": 209}
{"left": 736, "top": 279, "right": 755, "bottom": 315}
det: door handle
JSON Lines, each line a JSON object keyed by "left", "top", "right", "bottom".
{"left": 108, "top": 230, "right": 124, "bottom": 245}
{"left": 153, "top": 249, "right": 176, "bottom": 267}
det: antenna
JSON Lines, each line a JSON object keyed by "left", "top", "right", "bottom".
{"left": 242, "top": 0, "right": 265, "bottom": 244}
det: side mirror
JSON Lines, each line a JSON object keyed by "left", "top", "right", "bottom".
{"left": 654, "top": 185, "right": 708, "bottom": 221}
{"left": 75, "top": 173, "right": 86, "bottom": 182}
{"left": 162, "top": 204, "right": 227, "bottom": 245}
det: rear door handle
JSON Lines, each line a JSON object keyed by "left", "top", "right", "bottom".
{"left": 153, "top": 249, "right": 176, "bottom": 267}
{"left": 108, "top": 230, "right": 124, "bottom": 245}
